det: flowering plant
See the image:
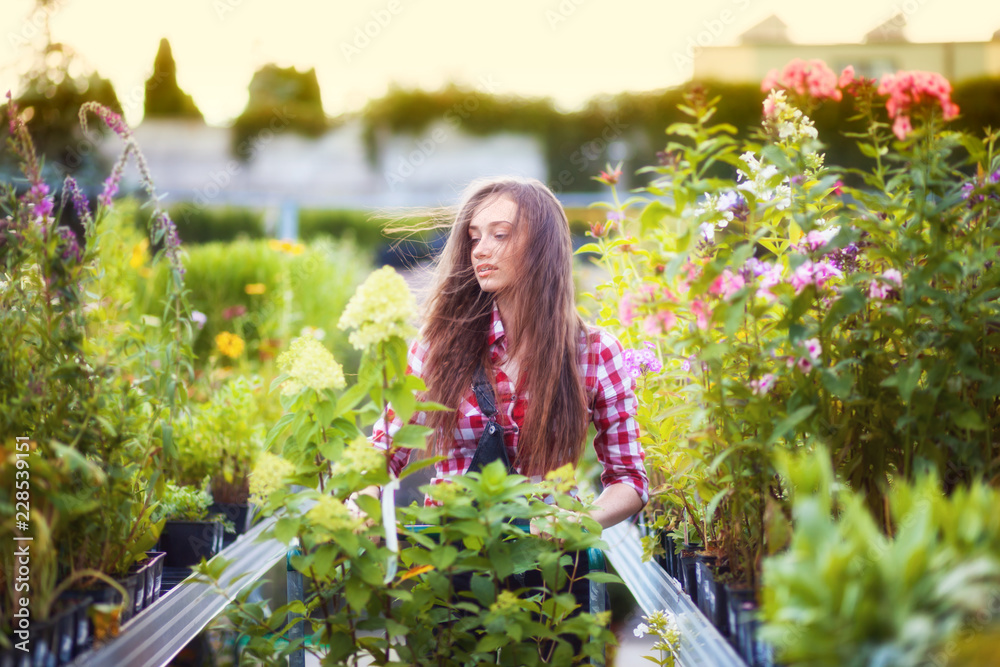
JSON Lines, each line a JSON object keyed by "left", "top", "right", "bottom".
{"left": 196, "top": 267, "right": 620, "bottom": 665}
{"left": 587, "top": 56, "right": 996, "bottom": 599}
{"left": 0, "top": 97, "right": 196, "bottom": 635}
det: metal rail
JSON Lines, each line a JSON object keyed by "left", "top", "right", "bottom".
{"left": 71, "top": 514, "right": 285, "bottom": 667}
{"left": 603, "top": 521, "right": 747, "bottom": 667}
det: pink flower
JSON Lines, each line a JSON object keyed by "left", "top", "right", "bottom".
{"left": 868, "top": 269, "right": 903, "bottom": 299}
{"left": 642, "top": 310, "right": 678, "bottom": 336}
{"left": 750, "top": 374, "right": 776, "bottom": 396}
{"left": 892, "top": 115, "right": 913, "bottom": 141}
{"left": 762, "top": 58, "right": 842, "bottom": 102}
{"left": 223, "top": 304, "right": 247, "bottom": 320}
{"left": 797, "top": 356, "right": 815, "bottom": 373}
{"left": 709, "top": 269, "right": 746, "bottom": 301}
{"left": 878, "top": 70, "right": 960, "bottom": 140}
{"left": 838, "top": 66, "right": 855, "bottom": 90}
{"left": 618, "top": 293, "right": 636, "bottom": 327}
{"left": 691, "top": 300, "right": 712, "bottom": 331}
{"left": 804, "top": 337, "right": 822, "bottom": 360}
{"left": 790, "top": 260, "right": 843, "bottom": 294}
{"left": 804, "top": 228, "right": 838, "bottom": 252}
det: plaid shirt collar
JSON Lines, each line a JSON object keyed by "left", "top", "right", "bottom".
{"left": 487, "top": 302, "right": 507, "bottom": 356}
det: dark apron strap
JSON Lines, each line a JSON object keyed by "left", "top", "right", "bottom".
{"left": 466, "top": 365, "right": 513, "bottom": 476}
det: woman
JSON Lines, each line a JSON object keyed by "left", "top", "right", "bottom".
{"left": 364, "top": 175, "right": 647, "bottom": 528}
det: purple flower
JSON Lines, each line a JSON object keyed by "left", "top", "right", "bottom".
{"left": 623, "top": 342, "right": 662, "bottom": 377}
{"left": 607, "top": 210, "right": 625, "bottom": 222}
{"left": 152, "top": 210, "right": 185, "bottom": 276}
{"left": 750, "top": 373, "right": 775, "bottom": 396}
{"left": 57, "top": 226, "right": 82, "bottom": 264}
{"left": 62, "top": 176, "right": 93, "bottom": 226}
{"left": 191, "top": 310, "right": 207, "bottom": 329}
{"left": 79, "top": 102, "right": 131, "bottom": 140}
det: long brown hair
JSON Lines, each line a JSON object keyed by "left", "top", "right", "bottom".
{"left": 414, "top": 177, "right": 590, "bottom": 477}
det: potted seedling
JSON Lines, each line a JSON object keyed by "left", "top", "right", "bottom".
{"left": 154, "top": 483, "right": 229, "bottom": 570}
{"left": 174, "top": 376, "right": 265, "bottom": 545}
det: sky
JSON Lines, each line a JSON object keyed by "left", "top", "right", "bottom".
{"left": 2, "top": 0, "right": 1000, "bottom": 126}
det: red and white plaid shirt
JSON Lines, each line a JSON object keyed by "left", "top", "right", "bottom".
{"left": 370, "top": 303, "right": 648, "bottom": 505}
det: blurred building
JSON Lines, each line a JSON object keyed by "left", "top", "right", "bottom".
{"left": 98, "top": 117, "right": 547, "bottom": 211}
{"left": 693, "top": 14, "right": 1000, "bottom": 83}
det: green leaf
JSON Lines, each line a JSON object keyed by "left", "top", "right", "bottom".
{"left": 766, "top": 406, "right": 817, "bottom": 446}
{"left": 882, "top": 360, "right": 922, "bottom": 405}
{"left": 574, "top": 242, "right": 602, "bottom": 256}
{"left": 582, "top": 571, "right": 622, "bottom": 584}
{"left": 274, "top": 516, "right": 300, "bottom": 544}
{"left": 953, "top": 410, "right": 986, "bottom": 431}
{"left": 392, "top": 425, "right": 432, "bottom": 449}
{"left": 265, "top": 413, "right": 296, "bottom": 451}
{"left": 336, "top": 382, "right": 370, "bottom": 415}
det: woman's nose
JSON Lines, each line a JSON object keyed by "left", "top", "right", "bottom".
{"left": 473, "top": 238, "right": 492, "bottom": 257}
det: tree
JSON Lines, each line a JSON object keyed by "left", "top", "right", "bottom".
{"left": 144, "top": 38, "right": 203, "bottom": 120}
{"left": 231, "top": 64, "right": 328, "bottom": 159}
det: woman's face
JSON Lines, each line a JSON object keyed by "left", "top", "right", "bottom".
{"left": 469, "top": 194, "right": 519, "bottom": 294}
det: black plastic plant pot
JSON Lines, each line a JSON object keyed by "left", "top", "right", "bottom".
{"left": 661, "top": 535, "right": 676, "bottom": 578}
{"left": 694, "top": 555, "right": 717, "bottom": 618}
{"left": 159, "top": 520, "right": 224, "bottom": 568}
{"left": 26, "top": 618, "right": 56, "bottom": 667}
{"left": 115, "top": 573, "right": 141, "bottom": 626}
{"left": 208, "top": 502, "right": 256, "bottom": 547}
{"left": 67, "top": 582, "right": 124, "bottom": 650}
{"left": 126, "top": 560, "right": 148, "bottom": 617}
{"left": 679, "top": 554, "right": 700, "bottom": 607}
{"left": 753, "top": 636, "right": 777, "bottom": 667}
{"left": 51, "top": 600, "right": 82, "bottom": 665}
{"left": 145, "top": 551, "right": 166, "bottom": 604}
{"left": 0, "top": 647, "right": 28, "bottom": 667}
{"left": 725, "top": 585, "right": 756, "bottom": 644}
{"left": 67, "top": 597, "right": 93, "bottom": 659}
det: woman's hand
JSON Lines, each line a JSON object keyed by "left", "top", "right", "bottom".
{"left": 347, "top": 485, "right": 382, "bottom": 544}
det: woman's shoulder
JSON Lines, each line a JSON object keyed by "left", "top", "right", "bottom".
{"left": 578, "top": 322, "right": 627, "bottom": 356}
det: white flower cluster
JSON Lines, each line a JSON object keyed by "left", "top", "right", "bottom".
{"left": 338, "top": 266, "right": 418, "bottom": 350}
{"left": 633, "top": 609, "right": 682, "bottom": 666}
{"left": 737, "top": 152, "right": 792, "bottom": 211}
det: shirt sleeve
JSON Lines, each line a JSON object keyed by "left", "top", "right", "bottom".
{"left": 369, "top": 338, "right": 429, "bottom": 477}
{"left": 590, "top": 329, "right": 649, "bottom": 505}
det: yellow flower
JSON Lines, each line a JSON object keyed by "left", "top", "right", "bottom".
{"left": 338, "top": 266, "right": 418, "bottom": 350}
{"left": 276, "top": 336, "right": 346, "bottom": 395}
{"left": 268, "top": 238, "right": 305, "bottom": 255}
{"left": 489, "top": 591, "right": 521, "bottom": 613}
{"left": 307, "top": 495, "right": 362, "bottom": 536}
{"left": 216, "top": 331, "right": 245, "bottom": 359}
{"left": 249, "top": 452, "right": 296, "bottom": 505}
{"left": 245, "top": 283, "right": 267, "bottom": 295}
{"left": 544, "top": 463, "right": 578, "bottom": 494}
{"left": 331, "top": 436, "right": 387, "bottom": 478}
{"left": 130, "top": 239, "right": 149, "bottom": 268}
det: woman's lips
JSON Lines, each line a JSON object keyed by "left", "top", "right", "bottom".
{"left": 476, "top": 264, "right": 497, "bottom": 276}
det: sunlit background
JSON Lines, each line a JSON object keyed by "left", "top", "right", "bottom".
{"left": 3, "top": 0, "right": 1000, "bottom": 213}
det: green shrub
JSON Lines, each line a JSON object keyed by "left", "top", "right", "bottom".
{"left": 153, "top": 203, "right": 265, "bottom": 244}
{"left": 141, "top": 236, "right": 372, "bottom": 373}
{"left": 761, "top": 448, "right": 1000, "bottom": 666}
